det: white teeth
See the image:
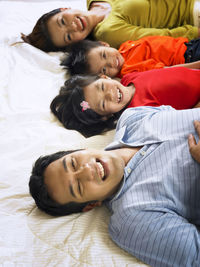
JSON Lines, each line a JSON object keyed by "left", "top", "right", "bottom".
{"left": 117, "top": 89, "right": 122, "bottom": 103}
{"left": 97, "top": 162, "right": 104, "bottom": 179}
{"left": 78, "top": 17, "right": 84, "bottom": 30}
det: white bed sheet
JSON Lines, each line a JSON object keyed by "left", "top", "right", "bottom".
{"left": 0, "top": 1, "right": 149, "bottom": 266}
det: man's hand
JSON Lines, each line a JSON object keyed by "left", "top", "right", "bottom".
{"left": 188, "top": 120, "right": 200, "bottom": 163}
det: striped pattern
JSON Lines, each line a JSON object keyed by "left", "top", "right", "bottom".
{"left": 106, "top": 106, "right": 200, "bottom": 267}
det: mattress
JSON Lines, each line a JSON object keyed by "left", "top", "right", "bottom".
{"left": 0, "top": 1, "right": 149, "bottom": 266}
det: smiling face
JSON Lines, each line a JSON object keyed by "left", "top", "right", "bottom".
{"left": 83, "top": 76, "right": 134, "bottom": 116}
{"left": 47, "top": 8, "right": 95, "bottom": 47}
{"left": 44, "top": 149, "right": 125, "bottom": 205}
{"left": 87, "top": 46, "right": 124, "bottom": 77}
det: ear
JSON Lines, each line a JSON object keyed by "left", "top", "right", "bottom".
{"left": 101, "top": 114, "right": 114, "bottom": 121}
{"left": 99, "top": 41, "right": 110, "bottom": 47}
{"left": 82, "top": 201, "right": 102, "bottom": 212}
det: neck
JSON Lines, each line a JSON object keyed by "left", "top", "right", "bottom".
{"left": 89, "top": 1, "right": 112, "bottom": 24}
{"left": 128, "top": 83, "right": 135, "bottom": 98}
{"left": 125, "top": 83, "right": 135, "bottom": 107}
{"left": 115, "top": 146, "right": 142, "bottom": 166}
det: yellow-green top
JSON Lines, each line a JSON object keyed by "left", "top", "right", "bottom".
{"left": 87, "top": 0, "right": 197, "bottom": 48}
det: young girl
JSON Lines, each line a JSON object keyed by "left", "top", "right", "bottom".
{"left": 50, "top": 67, "right": 200, "bottom": 137}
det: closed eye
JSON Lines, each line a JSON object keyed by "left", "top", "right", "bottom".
{"left": 102, "top": 101, "right": 105, "bottom": 110}
{"left": 61, "top": 18, "right": 65, "bottom": 25}
{"left": 71, "top": 157, "right": 75, "bottom": 170}
{"left": 77, "top": 180, "right": 82, "bottom": 196}
{"left": 67, "top": 33, "right": 71, "bottom": 41}
{"left": 102, "top": 67, "right": 106, "bottom": 75}
{"left": 101, "top": 82, "right": 104, "bottom": 91}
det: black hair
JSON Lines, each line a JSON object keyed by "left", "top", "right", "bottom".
{"left": 21, "top": 9, "right": 68, "bottom": 52}
{"left": 29, "top": 150, "right": 95, "bottom": 216}
{"left": 61, "top": 40, "right": 104, "bottom": 75}
{"left": 50, "top": 75, "right": 120, "bottom": 137}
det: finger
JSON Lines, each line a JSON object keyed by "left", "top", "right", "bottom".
{"left": 188, "top": 134, "right": 197, "bottom": 150}
{"left": 194, "top": 120, "right": 200, "bottom": 138}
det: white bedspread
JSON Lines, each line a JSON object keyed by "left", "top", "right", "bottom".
{"left": 0, "top": 1, "right": 149, "bottom": 266}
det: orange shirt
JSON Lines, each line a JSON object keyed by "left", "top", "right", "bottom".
{"left": 118, "top": 36, "right": 188, "bottom": 77}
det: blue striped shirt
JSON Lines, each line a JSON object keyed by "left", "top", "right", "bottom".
{"left": 105, "top": 106, "right": 200, "bottom": 267}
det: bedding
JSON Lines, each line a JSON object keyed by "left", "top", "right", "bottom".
{"left": 0, "top": 1, "right": 149, "bottom": 266}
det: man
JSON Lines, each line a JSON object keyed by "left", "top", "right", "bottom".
{"left": 29, "top": 105, "right": 200, "bottom": 267}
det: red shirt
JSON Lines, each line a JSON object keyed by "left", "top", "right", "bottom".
{"left": 118, "top": 36, "right": 188, "bottom": 78}
{"left": 121, "top": 67, "right": 200, "bottom": 110}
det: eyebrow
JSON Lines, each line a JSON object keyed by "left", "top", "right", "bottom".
{"left": 98, "top": 82, "right": 106, "bottom": 113}
{"left": 100, "top": 50, "right": 103, "bottom": 59}
{"left": 62, "top": 158, "right": 67, "bottom": 171}
{"left": 56, "top": 17, "right": 60, "bottom": 27}
{"left": 56, "top": 16, "right": 67, "bottom": 44}
{"left": 62, "top": 158, "right": 77, "bottom": 198}
{"left": 94, "top": 83, "right": 102, "bottom": 112}
{"left": 64, "top": 35, "right": 67, "bottom": 44}
{"left": 69, "top": 184, "right": 76, "bottom": 198}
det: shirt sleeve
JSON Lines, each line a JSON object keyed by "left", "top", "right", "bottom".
{"left": 116, "top": 106, "right": 173, "bottom": 132}
{"left": 103, "top": 24, "right": 198, "bottom": 49}
{"left": 121, "top": 59, "right": 164, "bottom": 74}
{"left": 115, "top": 106, "right": 200, "bottom": 146}
{"left": 109, "top": 209, "right": 200, "bottom": 267}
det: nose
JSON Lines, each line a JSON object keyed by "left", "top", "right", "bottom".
{"left": 107, "top": 60, "right": 113, "bottom": 68}
{"left": 76, "top": 163, "right": 94, "bottom": 181}
{"left": 62, "top": 13, "right": 77, "bottom": 32}
{"left": 70, "top": 21, "right": 78, "bottom": 32}
{"left": 105, "top": 88, "right": 113, "bottom": 101}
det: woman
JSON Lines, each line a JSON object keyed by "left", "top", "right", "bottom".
{"left": 22, "top": 0, "right": 200, "bottom": 52}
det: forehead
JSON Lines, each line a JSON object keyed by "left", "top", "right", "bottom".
{"left": 88, "top": 46, "right": 106, "bottom": 59}
{"left": 45, "top": 149, "right": 99, "bottom": 173}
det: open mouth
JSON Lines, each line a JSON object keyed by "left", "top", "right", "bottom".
{"left": 96, "top": 159, "right": 108, "bottom": 181}
{"left": 117, "top": 88, "right": 122, "bottom": 103}
{"left": 116, "top": 56, "right": 123, "bottom": 70}
{"left": 77, "top": 16, "right": 85, "bottom": 31}
{"left": 116, "top": 58, "right": 121, "bottom": 69}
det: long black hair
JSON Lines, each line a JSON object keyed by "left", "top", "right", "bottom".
{"left": 50, "top": 75, "right": 121, "bottom": 137}
{"left": 21, "top": 9, "right": 65, "bottom": 52}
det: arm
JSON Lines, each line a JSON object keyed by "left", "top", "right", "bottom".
{"left": 188, "top": 120, "right": 200, "bottom": 163}
{"left": 168, "top": 60, "right": 200, "bottom": 70}
{"left": 113, "top": 106, "right": 200, "bottom": 148}
{"left": 109, "top": 210, "right": 200, "bottom": 267}
{"left": 104, "top": 24, "right": 198, "bottom": 49}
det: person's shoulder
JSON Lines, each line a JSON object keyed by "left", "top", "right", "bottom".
{"left": 117, "top": 106, "right": 174, "bottom": 128}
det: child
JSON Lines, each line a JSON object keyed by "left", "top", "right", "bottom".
{"left": 51, "top": 66, "right": 200, "bottom": 137}
{"left": 61, "top": 36, "right": 200, "bottom": 78}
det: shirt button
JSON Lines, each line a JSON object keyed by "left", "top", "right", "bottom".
{"left": 127, "top": 168, "right": 132, "bottom": 173}
{"left": 140, "top": 150, "right": 146, "bottom": 156}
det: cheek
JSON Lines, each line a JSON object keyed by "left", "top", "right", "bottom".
{"left": 111, "top": 68, "right": 118, "bottom": 77}
{"left": 73, "top": 32, "right": 87, "bottom": 42}
{"left": 84, "top": 184, "right": 105, "bottom": 200}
